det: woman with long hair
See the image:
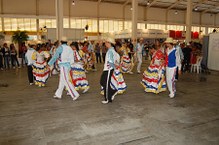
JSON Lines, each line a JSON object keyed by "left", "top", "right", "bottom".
{"left": 70, "top": 42, "right": 89, "bottom": 93}
{"left": 141, "top": 42, "right": 166, "bottom": 94}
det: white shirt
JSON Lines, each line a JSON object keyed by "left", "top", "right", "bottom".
{"left": 103, "top": 47, "right": 117, "bottom": 71}
{"left": 25, "top": 48, "right": 36, "bottom": 66}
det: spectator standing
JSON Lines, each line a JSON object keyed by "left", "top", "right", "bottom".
{"left": 101, "top": 42, "right": 107, "bottom": 62}
{"left": 0, "top": 46, "right": 3, "bottom": 70}
{"left": 2, "top": 43, "right": 10, "bottom": 69}
{"left": 135, "top": 38, "right": 144, "bottom": 73}
{"left": 95, "top": 42, "right": 101, "bottom": 63}
{"left": 25, "top": 42, "right": 36, "bottom": 85}
{"left": 10, "top": 44, "right": 20, "bottom": 69}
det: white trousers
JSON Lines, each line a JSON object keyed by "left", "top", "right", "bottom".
{"left": 166, "top": 67, "right": 176, "bottom": 95}
{"left": 55, "top": 66, "right": 79, "bottom": 99}
{"left": 136, "top": 53, "right": 142, "bottom": 72}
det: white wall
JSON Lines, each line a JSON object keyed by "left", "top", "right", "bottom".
{"left": 202, "top": 13, "right": 215, "bottom": 26}
{"left": 192, "top": 12, "right": 200, "bottom": 25}
{"left": 0, "top": 0, "right": 218, "bottom": 26}
{"left": 146, "top": 8, "right": 166, "bottom": 23}
{"left": 2, "top": 0, "right": 36, "bottom": 15}
{"left": 99, "top": 3, "right": 123, "bottom": 19}
{"left": 167, "top": 10, "right": 185, "bottom": 24}
{"left": 69, "top": 1, "right": 97, "bottom": 18}
{"left": 38, "top": 0, "right": 55, "bottom": 16}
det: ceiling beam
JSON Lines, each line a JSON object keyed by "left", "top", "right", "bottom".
{"left": 167, "top": 0, "right": 182, "bottom": 10}
{"left": 201, "top": 3, "right": 219, "bottom": 14}
{"left": 147, "top": 0, "right": 158, "bottom": 8}
{"left": 123, "top": 0, "right": 130, "bottom": 6}
{"left": 193, "top": 0, "right": 208, "bottom": 8}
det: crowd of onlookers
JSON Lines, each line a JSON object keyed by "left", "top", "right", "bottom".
{"left": 0, "top": 38, "right": 203, "bottom": 73}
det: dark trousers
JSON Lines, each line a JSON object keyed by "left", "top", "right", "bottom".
{"left": 96, "top": 53, "right": 101, "bottom": 63}
{"left": 11, "top": 55, "right": 20, "bottom": 67}
{"left": 27, "top": 65, "right": 34, "bottom": 83}
{"left": 102, "top": 53, "right": 106, "bottom": 62}
{"left": 4, "top": 56, "right": 10, "bottom": 69}
{"left": 175, "top": 67, "right": 178, "bottom": 80}
{"left": 182, "top": 58, "right": 190, "bottom": 72}
{"left": 0, "top": 55, "right": 3, "bottom": 68}
{"left": 100, "top": 69, "right": 117, "bottom": 102}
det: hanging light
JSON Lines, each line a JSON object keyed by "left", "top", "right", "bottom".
{"left": 174, "top": 10, "right": 178, "bottom": 15}
{"left": 130, "top": 7, "right": 133, "bottom": 11}
{"left": 194, "top": 7, "right": 198, "bottom": 11}
{"left": 147, "top": 1, "right": 150, "bottom": 6}
{"left": 72, "top": 0, "right": 75, "bottom": 6}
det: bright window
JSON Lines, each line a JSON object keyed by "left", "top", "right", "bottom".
{"left": 63, "top": 18, "right": 69, "bottom": 28}
{"left": 137, "top": 23, "right": 145, "bottom": 29}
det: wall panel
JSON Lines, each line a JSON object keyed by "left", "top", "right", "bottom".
{"left": 3, "top": 0, "right": 36, "bottom": 15}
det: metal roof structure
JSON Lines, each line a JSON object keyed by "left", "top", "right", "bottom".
{"left": 79, "top": 0, "right": 219, "bottom": 14}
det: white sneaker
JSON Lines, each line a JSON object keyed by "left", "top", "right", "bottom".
{"left": 29, "top": 83, "right": 33, "bottom": 86}
{"left": 73, "top": 95, "right": 79, "bottom": 101}
{"left": 137, "top": 71, "right": 141, "bottom": 74}
{"left": 82, "top": 87, "right": 89, "bottom": 94}
{"left": 169, "top": 93, "right": 175, "bottom": 98}
{"left": 53, "top": 95, "right": 61, "bottom": 99}
{"left": 128, "top": 71, "right": 133, "bottom": 74}
{"left": 66, "top": 92, "right": 70, "bottom": 96}
{"left": 112, "top": 92, "right": 118, "bottom": 100}
{"left": 101, "top": 100, "right": 109, "bottom": 104}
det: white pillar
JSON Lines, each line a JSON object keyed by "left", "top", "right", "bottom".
{"left": 165, "top": 10, "right": 168, "bottom": 30}
{"left": 97, "top": 1, "right": 100, "bottom": 40}
{"left": 56, "top": 0, "right": 64, "bottom": 41}
{"left": 123, "top": 6, "right": 125, "bottom": 30}
{"left": 131, "top": 0, "right": 138, "bottom": 40}
{"left": 186, "top": 0, "right": 192, "bottom": 42}
{"left": 68, "top": 0, "right": 71, "bottom": 28}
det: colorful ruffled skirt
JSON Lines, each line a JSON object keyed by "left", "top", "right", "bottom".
{"left": 141, "top": 65, "right": 166, "bottom": 94}
{"left": 101, "top": 69, "right": 127, "bottom": 95}
{"left": 120, "top": 55, "right": 134, "bottom": 73}
{"left": 32, "top": 61, "right": 50, "bottom": 87}
{"left": 70, "top": 63, "right": 89, "bottom": 91}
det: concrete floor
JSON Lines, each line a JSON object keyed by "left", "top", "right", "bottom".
{"left": 0, "top": 61, "right": 219, "bottom": 145}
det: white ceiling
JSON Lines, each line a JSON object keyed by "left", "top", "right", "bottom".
{"left": 79, "top": 0, "right": 219, "bottom": 14}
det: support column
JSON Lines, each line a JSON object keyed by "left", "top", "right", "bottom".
{"left": 97, "top": 1, "right": 100, "bottom": 40}
{"left": 131, "top": 0, "right": 138, "bottom": 40}
{"left": 144, "top": 7, "right": 147, "bottom": 29}
{"left": 36, "top": 0, "right": 40, "bottom": 40}
{"left": 36, "top": 19, "right": 40, "bottom": 40}
{"left": 186, "top": 0, "right": 192, "bottom": 42}
{"left": 214, "top": 14, "right": 216, "bottom": 27}
{"left": 68, "top": 0, "right": 71, "bottom": 28}
{"left": 56, "top": 0, "right": 64, "bottom": 41}
{"left": 205, "top": 27, "right": 208, "bottom": 35}
{"left": 165, "top": 10, "right": 168, "bottom": 30}
{"left": 199, "top": 13, "right": 202, "bottom": 34}
{"left": 122, "top": 6, "right": 125, "bottom": 30}
{"left": 0, "top": 0, "right": 4, "bottom": 32}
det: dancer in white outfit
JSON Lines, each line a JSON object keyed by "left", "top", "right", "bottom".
{"left": 135, "top": 38, "right": 144, "bottom": 73}
{"left": 48, "top": 38, "right": 79, "bottom": 101}
{"left": 164, "top": 37, "right": 182, "bottom": 98}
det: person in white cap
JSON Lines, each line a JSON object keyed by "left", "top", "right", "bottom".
{"left": 100, "top": 37, "right": 118, "bottom": 104}
{"left": 135, "top": 38, "right": 144, "bottom": 73}
{"left": 164, "top": 37, "right": 182, "bottom": 98}
{"left": 25, "top": 42, "right": 36, "bottom": 85}
{"left": 48, "top": 37, "right": 79, "bottom": 101}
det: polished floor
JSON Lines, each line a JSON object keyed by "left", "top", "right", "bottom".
{"left": 0, "top": 61, "right": 219, "bottom": 145}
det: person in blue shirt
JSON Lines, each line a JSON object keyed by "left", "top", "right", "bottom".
{"left": 100, "top": 37, "right": 118, "bottom": 104}
{"left": 164, "top": 37, "right": 182, "bottom": 98}
{"left": 48, "top": 37, "right": 79, "bottom": 101}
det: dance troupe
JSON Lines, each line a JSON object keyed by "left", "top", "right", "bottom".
{"left": 25, "top": 36, "right": 181, "bottom": 104}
